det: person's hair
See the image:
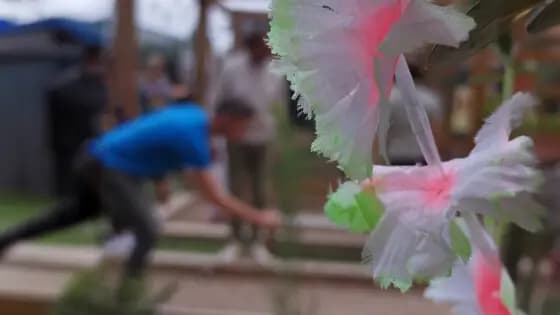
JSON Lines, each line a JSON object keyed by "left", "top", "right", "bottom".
{"left": 215, "top": 99, "right": 254, "bottom": 119}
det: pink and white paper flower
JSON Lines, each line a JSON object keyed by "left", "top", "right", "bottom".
{"left": 269, "top": 0, "right": 475, "bottom": 179}
{"left": 425, "top": 231, "right": 522, "bottom": 315}
{"left": 328, "top": 92, "right": 543, "bottom": 290}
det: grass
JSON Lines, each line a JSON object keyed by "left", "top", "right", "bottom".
{"left": 273, "top": 242, "right": 361, "bottom": 263}
{"left": 0, "top": 193, "right": 222, "bottom": 253}
{"left": 0, "top": 193, "right": 360, "bottom": 260}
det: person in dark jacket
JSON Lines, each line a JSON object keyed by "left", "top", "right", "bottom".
{"left": 48, "top": 45, "right": 107, "bottom": 196}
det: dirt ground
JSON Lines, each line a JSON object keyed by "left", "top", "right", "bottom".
{"left": 0, "top": 263, "right": 452, "bottom": 315}
{"left": 161, "top": 272, "right": 452, "bottom": 315}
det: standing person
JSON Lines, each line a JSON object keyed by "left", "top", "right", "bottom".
{"left": 48, "top": 45, "right": 107, "bottom": 197}
{"left": 138, "top": 53, "right": 175, "bottom": 206}
{"left": 139, "top": 53, "right": 173, "bottom": 113}
{"left": 212, "top": 20, "right": 286, "bottom": 263}
{"left": 386, "top": 64, "right": 444, "bottom": 165}
{"left": 0, "top": 100, "right": 280, "bottom": 283}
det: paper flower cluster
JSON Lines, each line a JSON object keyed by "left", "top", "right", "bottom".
{"left": 269, "top": 0, "right": 475, "bottom": 179}
{"left": 268, "top": 0, "right": 545, "bottom": 314}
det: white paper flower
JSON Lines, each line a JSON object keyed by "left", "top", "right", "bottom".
{"left": 425, "top": 232, "right": 524, "bottom": 315}
{"left": 268, "top": 0, "right": 475, "bottom": 179}
{"left": 327, "top": 92, "right": 544, "bottom": 291}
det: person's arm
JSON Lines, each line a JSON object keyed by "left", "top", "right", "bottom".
{"left": 189, "top": 169, "right": 279, "bottom": 227}
{"left": 207, "top": 60, "right": 233, "bottom": 111}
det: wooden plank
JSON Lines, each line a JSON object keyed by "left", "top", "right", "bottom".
{"left": 0, "top": 296, "right": 51, "bottom": 315}
{"left": 161, "top": 305, "right": 271, "bottom": 315}
{"left": 162, "top": 221, "right": 365, "bottom": 248}
{"left": 4, "top": 244, "right": 101, "bottom": 270}
{"left": 0, "top": 265, "right": 273, "bottom": 315}
{"left": 1, "top": 244, "right": 370, "bottom": 282}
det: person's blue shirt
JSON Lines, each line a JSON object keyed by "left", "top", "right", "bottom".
{"left": 90, "top": 103, "right": 211, "bottom": 177}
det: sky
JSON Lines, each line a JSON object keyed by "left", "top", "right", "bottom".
{"left": 0, "top": 0, "right": 271, "bottom": 54}
{"left": 220, "top": 0, "right": 270, "bottom": 13}
{"left": 0, "top": 0, "right": 199, "bottom": 39}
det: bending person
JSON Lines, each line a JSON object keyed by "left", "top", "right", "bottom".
{"left": 0, "top": 100, "right": 280, "bottom": 280}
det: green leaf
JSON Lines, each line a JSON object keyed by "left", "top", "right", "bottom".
{"left": 429, "top": 0, "right": 542, "bottom": 65}
{"left": 450, "top": 220, "right": 472, "bottom": 262}
{"left": 377, "top": 275, "right": 413, "bottom": 293}
{"left": 527, "top": 0, "right": 560, "bottom": 33}
{"left": 483, "top": 215, "right": 499, "bottom": 239}
{"left": 324, "top": 182, "right": 384, "bottom": 233}
{"left": 500, "top": 267, "right": 518, "bottom": 315}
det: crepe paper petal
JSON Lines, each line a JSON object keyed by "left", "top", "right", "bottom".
{"left": 381, "top": 0, "right": 476, "bottom": 56}
{"left": 344, "top": 93, "right": 542, "bottom": 289}
{"left": 394, "top": 55, "right": 442, "bottom": 168}
{"left": 472, "top": 93, "right": 537, "bottom": 154}
{"left": 426, "top": 233, "right": 521, "bottom": 315}
{"left": 269, "top": 0, "right": 475, "bottom": 179}
{"left": 425, "top": 262, "right": 480, "bottom": 315}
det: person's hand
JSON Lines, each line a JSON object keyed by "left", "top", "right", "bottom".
{"left": 255, "top": 209, "right": 282, "bottom": 229}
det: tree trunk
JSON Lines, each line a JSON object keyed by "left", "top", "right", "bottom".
{"left": 112, "top": 0, "right": 140, "bottom": 120}
{"left": 194, "top": 0, "right": 211, "bottom": 105}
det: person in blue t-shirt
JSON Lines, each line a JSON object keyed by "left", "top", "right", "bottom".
{"left": 0, "top": 100, "right": 280, "bottom": 281}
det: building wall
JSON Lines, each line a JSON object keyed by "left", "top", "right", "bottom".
{"left": 0, "top": 61, "right": 59, "bottom": 195}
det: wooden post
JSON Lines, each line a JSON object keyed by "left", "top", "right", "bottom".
{"left": 469, "top": 50, "right": 492, "bottom": 138}
{"left": 194, "top": 0, "right": 211, "bottom": 105}
{"left": 112, "top": 0, "right": 140, "bottom": 119}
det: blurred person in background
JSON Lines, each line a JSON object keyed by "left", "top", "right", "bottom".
{"left": 139, "top": 52, "right": 175, "bottom": 207}
{"left": 0, "top": 97, "right": 281, "bottom": 283}
{"left": 48, "top": 45, "right": 107, "bottom": 197}
{"left": 139, "top": 52, "right": 173, "bottom": 113}
{"left": 212, "top": 19, "right": 286, "bottom": 263}
{"left": 103, "top": 85, "right": 195, "bottom": 255}
{"left": 386, "top": 64, "right": 444, "bottom": 165}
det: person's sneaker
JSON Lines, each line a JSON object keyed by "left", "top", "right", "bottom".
{"left": 218, "top": 241, "right": 243, "bottom": 263}
{"left": 250, "top": 243, "right": 275, "bottom": 265}
{"left": 103, "top": 232, "right": 136, "bottom": 258}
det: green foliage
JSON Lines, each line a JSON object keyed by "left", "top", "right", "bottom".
{"left": 450, "top": 220, "right": 472, "bottom": 262}
{"left": 272, "top": 105, "right": 313, "bottom": 217}
{"left": 500, "top": 268, "right": 518, "bottom": 315}
{"left": 0, "top": 193, "right": 222, "bottom": 253}
{"left": 377, "top": 276, "right": 413, "bottom": 293}
{"left": 52, "top": 269, "right": 175, "bottom": 315}
{"left": 520, "top": 114, "right": 560, "bottom": 133}
{"left": 324, "top": 182, "right": 384, "bottom": 233}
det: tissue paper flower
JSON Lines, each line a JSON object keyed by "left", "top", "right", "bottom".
{"left": 425, "top": 232, "right": 523, "bottom": 315}
{"left": 326, "top": 92, "right": 544, "bottom": 291}
{"left": 268, "top": 0, "right": 475, "bottom": 179}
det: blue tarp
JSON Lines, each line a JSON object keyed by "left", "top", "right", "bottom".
{"left": 0, "top": 20, "right": 14, "bottom": 31}
{"left": 0, "top": 18, "right": 104, "bottom": 46}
